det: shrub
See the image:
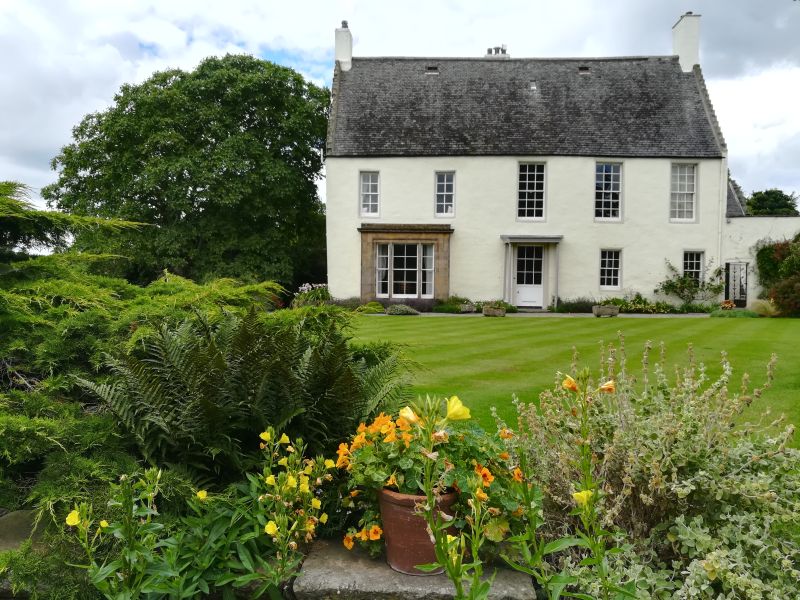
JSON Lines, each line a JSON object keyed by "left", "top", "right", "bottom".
{"left": 79, "top": 308, "right": 411, "bottom": 485}
{"left": 551, "top": 297, "right": 596, "bottom": 313}
{"left": 291, "top": 283, "right": 331, "bottom": 308}
{"left": 655, "top": 260, "right": 724, "bottom": 304}
{"left": 476, "top": 300, "right": 518, "bottom": 313}
{"left": 749, "top": 298, "right": 779, "bottom": 317}
{"left": 355, "top": 301, "right": 385, "bottom": 314}
{"left": 601, "top": 293, "right": 676, "bottom": 314}
{"left": 330, "top": 296, "right": 362, "bottom": 310}
{"left": 498, "top": 340, "right": 800, "bottom": 598}
{"left": 770, "top": 273, "right": 800, "bottom": 316}
{"left": 385, "top": 304, "right": 420, "bottom": 316}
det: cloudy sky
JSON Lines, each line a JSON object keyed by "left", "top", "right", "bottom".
{"left": 1, "top": 0, "right": 798, "bottom": 207}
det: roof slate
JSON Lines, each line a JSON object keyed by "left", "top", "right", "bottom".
{"left": 328, "top": 56, "right": 725, "bottom": 158}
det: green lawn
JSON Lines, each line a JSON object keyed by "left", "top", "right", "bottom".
{"left": 352, "top": 315, "right": 800, "bottom": 441}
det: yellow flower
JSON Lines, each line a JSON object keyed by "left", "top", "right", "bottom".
{"left": 572, "top": 489, "right": 594, "bottom": 508}
{"left": 299, "top": 482, "right": 310, "bottom": 494}
{"left": 278, "top": 457, "right": 289, "bottom": 467}
{"left": 368, "top": 525, "right": 383, "bottom": 540}
{"left": 264, "top": 521, "right": 278, "bottom": 536}
{"left": 474, "top": 487, "right": 488, "bottom": 502}
{"left": 65, "top": 510, "right": 80, "bottom": 527}
{"left": 446, "top": 396, "right": 471, "bottom": 421}
{"left": 562, "top": 375, "right": 579, "bottom": 392}
{"left": 196, "top": 490, "right": 208, "bottom": 501}
{"left": 265, "top": 475, "right": 276, "bottom": 486}
{"left": 311, "top": 498, "right": 322, "bottom": 509}
{"left": 259, "top": 431, "right": 271, "bottom": 442}
{"left": 305, "top": 521, "right": 316, "bottom": 534}
{"left": 599, "top": 380, "right": 616, "bottom": 393}
{"left": 320, "top": 512, "right": 328, "bottom": 524}
{"left": 324, "top": 458, "right": 335, "bottom": 469}
{"left": 99, "top": 520, "right": 109, "bottom": 529}
{"left": 386, "top": 473, "right": 398, "bottom": 488}
{"left": 286, "top": 475, "right": 297, "bottom": 489}
{"left": 343, "top": 534, "right": 355, "bottom": 550}
{"left": 303, "top": 464, "right": 313, "bottom": 475}
{"left": 278, "top": 433, "right": 290, "bottom": 444}
{"left": 399, "top": 406, "right": 419, "bottom": 424}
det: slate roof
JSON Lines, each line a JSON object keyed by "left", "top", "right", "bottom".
{"left": 328, "top": 56, "right": 726, "bottom": 158}
{"left": 726, "top": 179, "right": 747, "bottom": 217}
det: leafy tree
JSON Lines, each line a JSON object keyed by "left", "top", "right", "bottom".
{"left": 746, "top": 188, "right": 799, "bottom": 216}
{"left": 42, "top": 55, "right": 329, "bottom": 285}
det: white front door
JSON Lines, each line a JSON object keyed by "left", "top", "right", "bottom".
{"left": 515, "top": 245, "right": 544, "bottom": 307}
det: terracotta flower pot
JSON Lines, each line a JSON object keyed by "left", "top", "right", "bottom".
{"left": 377, "top": 487, "right": 457, "bottom": 575}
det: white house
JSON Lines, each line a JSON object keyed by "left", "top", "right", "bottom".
{"left": 325, "top": 14, "right": 800, "bottom": 309}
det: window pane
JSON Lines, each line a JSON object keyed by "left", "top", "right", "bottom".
{"left": 683, "top": 251, "right": 703, "bottom": 281}
{"left": 435, "top": 172, "right": 455, "bottom": 215}
{"left": 600, "top": 250, "right": 621, "bottom": 288}
{"left": 361, "top": 172, "right": 379, "bottom": 215}
{"left": 376, "top": 244, "right": 389, "bottom": 295}
{"left": 670, "top": 164, "right": 695, "bottom": 220}
{"left": 518, "top": 164, "right": 545, "bottom": 218}
{"left": 595, "top": 163, "right": 621, "bottom": 219}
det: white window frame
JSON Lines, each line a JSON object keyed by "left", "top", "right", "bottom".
{"left": 599, "top": 249, "right": 622, "bottom": 290}
{"left": 517, "top": 162, "right": 546, "bottom": 221}
{"left": 594, "top": 162, "right": 623, "bottom": 222}
{"left": 670, "top": 163, "right": 697, "bottom": 223}
{"left": 434, "top": 171, "right": 455, "bottom": 217}
{"left": 360, "top": 171, "right": 380, "bottom": 217}
{"left": 683, "top": 251, "right": 704, "bottom": 282}
{"left": 375, "top": 242, "right": 435, "bottom": 300}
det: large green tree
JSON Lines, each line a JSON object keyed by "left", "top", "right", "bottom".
{"left": 42, "top": 54, "right": 329, "bottom": 285}
{"left": 746, "top": 188, "right": 799, "bottom": 216}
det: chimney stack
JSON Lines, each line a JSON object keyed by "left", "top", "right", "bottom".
{"left": 335, "top": 20, "right": 352, "bottom": 71}
{"left": 672, "top": 12, "right": 700, "bottom": 72}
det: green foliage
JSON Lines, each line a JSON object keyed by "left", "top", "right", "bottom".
{"left": 655, "top": 260, "right": 724, "bottom": 304}
{"left": 433, "top": 296, "right": 475, "bottom": 313}
{"left": 503, "top": 340, "right": 800, "bottom": 597}
{"left": 476, "top": 300, "right": 518, "bottom": 313}
{"left": 385, "top": 304, "right": 420, "bottom": 315}
{"left": 290, "top": 283, "right": 331, "bottom": 308}
{"left": 601, "top": 293, "right": 677, "bottom": 314}
{"left": 355, "top": 301, "right": 385, "bottom": 314}
{"left": 0, "top": 255, "right": 282, "bottom": 396}
{"left": 771, "top": 274, "right": 800, "bottom": 316}
{"left": 552, "top": 297, "right": 596, "bottom": 313}
{"left": 79, "top": 309, "right": 411, "bottom": 485}
{"left": 754, "top": 239, "right": 793, "bottom": 291}
{"left": 0, "top": 181, "right": 139, "bottom": 255}
{"left": 42, "top": 55, "right": 329, "bottom": 286}
{"left": 754, "top": 235, "right": 800, "bottom": 315}
{"left": 746, "top": 188, "right": 799, "bottom": 216}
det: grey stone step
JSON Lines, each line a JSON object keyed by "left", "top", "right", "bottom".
{"left": 293, "top": 539, "right": 536, "bottom": 600}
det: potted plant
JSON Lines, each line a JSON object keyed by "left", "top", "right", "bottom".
{"left": 338, "top": 397, "right": 513, "bottom": 575}
{"left": 481, "top": 301, "right": 507, "bottom": 317}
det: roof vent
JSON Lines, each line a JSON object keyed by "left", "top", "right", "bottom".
{"left": 578, "top": 65, "right": 590, "bottom": 75}
{"left": 426, "top": 65, "right": 439, "bottom": 75}
{"left": 529, "top": 80, "right": 538, "bottom": 91}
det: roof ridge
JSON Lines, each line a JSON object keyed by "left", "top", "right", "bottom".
{"left": 350, "top": 55, "right": 679, "bottom": 63}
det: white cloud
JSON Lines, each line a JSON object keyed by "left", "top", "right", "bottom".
{"left": 0, "top": 0, "right": 798, "bottom": 207}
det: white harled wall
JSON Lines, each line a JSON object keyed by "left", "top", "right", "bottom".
{"left": 326, "top": 156, "right": 728, "bottom": 304}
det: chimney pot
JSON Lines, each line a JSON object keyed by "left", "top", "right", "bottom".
{"left": 341, "top": 20, "right": 348, "bottom": 28}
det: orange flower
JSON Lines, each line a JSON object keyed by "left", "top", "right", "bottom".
{"left": 599, "top": 380, "right": 616, "bottom": 393}
{"left": 350, "top": 431, "right": 368, "bottom": 451}
{"left": 499, "top": 452, "right": 510, "bottom": 461}
{"left": 512, "top": 467, "right": 524, "bottom": 483}
{"left": 401, "top": 432, "right": 413, "bottom": 449}
{"left": 395, "top": 416, "right": 412, "bottom": 432}
{"left": 386, "top": 473, "right": 398, "bottom": 488}
{"left": 499, "top": 428, "right": 514, "bottom": 439}
{"left": 474, "top": 487, "right": 489, "bottom": 502}
{"left": 369, "top": 525, "right": 383, "bottom": 540}
{"left": 368, "top": 413, "right": 392, "bottom": 435}
{"left": 512, "top": 506, "right": 524, "bottom": 517}
{"left": 357, "top": 422, "right": 367, "bottom": 433}
{"left": 343, "top": 534, "right": 355, "bottom": 550}
{"left": 357, "top": 528, "right": 369, "bottom": 542}
{"left": 562, "top": 375, "right": 579, "bottom": 392}
{"left": 350, "top": 489, "right": 361, "bottom": 498}
{"left": 336, "top": 443, "right": 350, "bottom": 468}
{"left": 383, "top": 424, "right": 398, "bottom": 443}
{"left": 474, "top": 464, "right": 495, "bottom": 487}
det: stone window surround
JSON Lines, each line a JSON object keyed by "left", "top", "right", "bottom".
{"left": 358, "top": 224, "right": 452, "bottom": 302}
